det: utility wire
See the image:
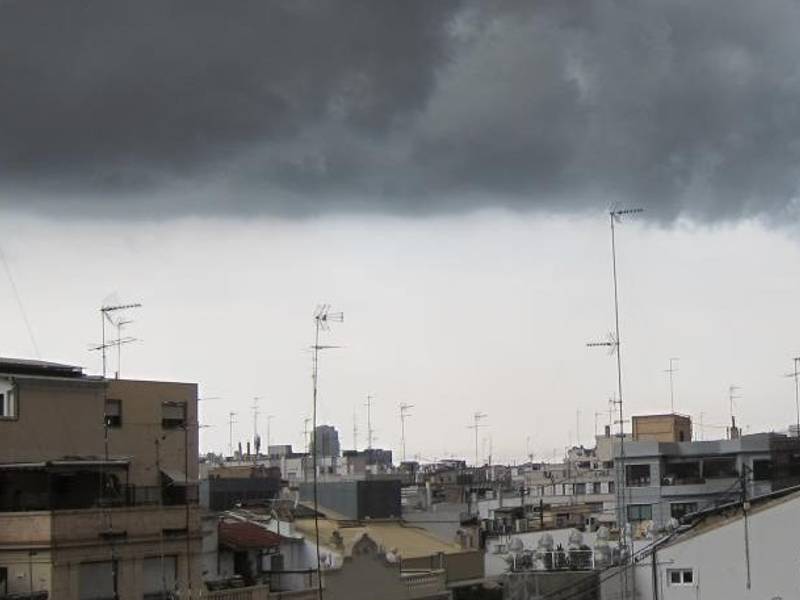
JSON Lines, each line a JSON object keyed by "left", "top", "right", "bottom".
{"left": 0, "top": 242, "right": 40, "bottom": 357}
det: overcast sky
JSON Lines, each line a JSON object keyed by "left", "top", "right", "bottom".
{"left": 1, "top": 1, "right": 799, "bottom": 461}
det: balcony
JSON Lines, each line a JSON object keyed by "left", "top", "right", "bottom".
{"left": 402, "top": 569, "right": 448, "bottom": 598}
{"left": 0, "top": 505, "right": 196, "bottom": 547}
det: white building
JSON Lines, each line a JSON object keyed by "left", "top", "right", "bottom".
{"left": 607, "top": 486, "right": 800, "bottom": 599}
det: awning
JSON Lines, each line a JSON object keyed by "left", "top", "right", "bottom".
{"left": 161, "top": 469, "right": 198, "bottom": 486}
{"left": 219, "top": 520, "right": 283, "bottom": 551}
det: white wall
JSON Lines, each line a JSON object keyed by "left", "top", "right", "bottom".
{"left": 627, "top": 493, "right": 800, "bottom": 600}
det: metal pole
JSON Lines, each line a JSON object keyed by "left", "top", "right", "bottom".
{"left": 312, "top": 318, "right": 323, "bottom": 600}
{"left": 366, "top": 395, "right": 373, "bottom": 450}
{"left": 474, "top": 416, "right": 478, "bottom": 467}
{"left": 184, "top": 415, "right": 193, "bottom": 599}
{"left": 401, "top": 408, "right": 406, "bottom": 463}
{"left": 101, "top": 309, "right": 107, "bottom": 378}
{"left": 610, "top": 213, "right": 627, "bottom": 536}
{"left": 793, "top": 357, "right": 800, "bottom": 437}
{"left": 610, "top": 212, "right": 630, "bottom": 600}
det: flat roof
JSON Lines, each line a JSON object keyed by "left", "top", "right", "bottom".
{"left": 0, "top": 357, "right": 84, "bottom": 378}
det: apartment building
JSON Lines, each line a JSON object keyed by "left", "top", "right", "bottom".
{"left": 617, "top": 431, "right": 800, "bottom": 531}
{"left": 0, "top": 357, "right": 201, "bottom": 599}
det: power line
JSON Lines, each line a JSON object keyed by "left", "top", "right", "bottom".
{"left": 0, "top": 242, "right": 40, "bottom": 358}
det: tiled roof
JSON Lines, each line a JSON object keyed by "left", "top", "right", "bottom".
{"left": 219, "top": 520, "right": 283, "bottom": 550}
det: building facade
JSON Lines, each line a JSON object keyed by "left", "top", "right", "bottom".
{"left": 617, "top": 432, "right": 800, "bottom": 532}
{"left": 0, "top": 358, "right": 201, "bottom": 599}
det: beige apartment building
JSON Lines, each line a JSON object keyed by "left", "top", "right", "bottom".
{"left": 0, "top": 357, "right": 201, "bottom": 599}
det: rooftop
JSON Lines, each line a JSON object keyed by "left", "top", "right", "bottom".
{"left": 219, "top": 519, "right": 284, "bottom": 551}
{"left": 292, "top": 517, "right": 463, "bottom": 559}
{"left": 0, "top": 357, "right": 85, "bottom": 378}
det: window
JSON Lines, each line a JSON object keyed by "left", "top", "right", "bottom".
{"left": 626, "top": 464, "right": 651, "bottom": 487}
{"left": 162, "top": 401, "right": 186, "bottom": 429}
{"left": 703, "top": 457, "right": 737, "bottom": 479}
{"left": 0, "top": 566, "right": 7, "bottom": 595}
{"left": 0, "top": 387, "right": 16, "bottom": 419}
{"left": 562, "top": 484, "right": 571, "bottom": 496}
{"left": 608, "top": 481, "right": 615, "bottom": 494}
{"left": 670, "top": 502, "right": 698, "bottom": 520}
{"left": 627, "top": 504, "right": 652, "bottom": 522}
{"left": 752, "top": 459, "right": 773, "bottom": 481}
{"left": 667, "top": 568, "right": 694, "bottom": 586}
{"left": 593, "top": 482, "right": 602, "bottom": 494}
{"left": 574, "top": 483, "right": 586, "bottom": 495}
{"left": 104, "top": 399, "right": 122, "bottom": 428}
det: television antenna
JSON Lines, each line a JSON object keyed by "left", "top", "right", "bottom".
{"left": 467, "top": 412, "right": 487, "bottom": 467}
{"left": 228, "top": 412, "right": 237, "bottom": 458}
{"left": 587, "top": 206, "right": 642, "bottom": 581}
{"left": 728, "top": 385, "right": 741, "bottom": 439}
{"left": 352, "top": 406, "right": 358, "bottom": 451}
{"left": 785, "top": 357, "right": 800, "bottom": 437}
{"left": 311, "top": 304, "right": 343, "bottom": 600}
{"left": 265, "top": 415, "right": 274, "bottom": 450}
{"left": 665, "top": 357, "right": 679, "bottom": 413}
{"left": 91, "top": 301, "right": 141, "bottom": 378}
{"left": 400, "top": 403, "right": 414, "bottom": 462}
{"left": 252, "top": 397, "right": 261, "bottom": 445}
{"left": 365, "top": 394, "right": 376, "bottom": 450}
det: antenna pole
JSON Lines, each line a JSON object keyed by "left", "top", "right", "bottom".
{"left": 400, "top": 403, "right": 414, "bottom": 463}
{"left": 365, "top": 395, "right": 374, "bottom": 450}
{"left": 312, "top": 316, "right": 323, "bottom": 600}
{"left": 101, "top": 308, "right": 107, "bottom": 378}
{"left": 310, "top": 304, "right": 343, "bottom": 600}
{"left": 665, "top": 358, "right": 679, "bottom": 413}
{"left": 468, "top": 412, "right": 487, "bottom": 467}
{"left": 228, "top": 412, "right": 236, "bottom": 458}
{"left": 116, "top": 321, "right": 121, "bottom": 379}
{"left": 352, "top": 407, "right": 358, "bottom": 451}
{"left": 266, "top": 415, "right": 273, "bottom": 451}
{"left": 791, "top": 357, "right": 800, "bottom": 437}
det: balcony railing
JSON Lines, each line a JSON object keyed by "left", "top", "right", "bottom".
{"left": 0, "top": 485, "right": 198, "bottom": 513}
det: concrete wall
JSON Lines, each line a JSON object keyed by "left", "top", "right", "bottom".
{"left": 299, "top": 480, "right": 402, "bottom": 520}
{"left": 626, "top": 492, "right": 800, "bottom": 599}
{"left": 0, "top": 505, "right": 203, "bottom": 599}
{"left": 324, "top": 552, "right": 450, "bottom": 600}
{"left": 632, "top": 416, "right": 691, "bottom": 443}
{"left": 0, "top": 376, "right": 197, "bottom": 488}
{"left": 403, "top": 503, "right": 468, "bottom": 544}
{"left": 504, "top": 571, "right": 599, "bottom": 600}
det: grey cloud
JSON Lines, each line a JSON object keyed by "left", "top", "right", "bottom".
{"left": 1, "top": 0, "right": 800, "bottom": 222}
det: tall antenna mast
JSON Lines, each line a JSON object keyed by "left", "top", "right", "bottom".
{"left": 728, "top": 385, "right": 741, "bottom": 439}
{"left": 311, "top": 304, "right": 343, "bottom": 600}
{"left": 785, "top": 357, "right": 800, "bottom": 437}
{"left": 587, "top": 206, "right": 642, "bottom": 580}
{"left": 365, "top": 394, "right": 375, "bottom": 450}
{"left": 400, "top": 403, "right": 414, "bottom": 463}
{"left": 665, "top": 357, "right": 679, "bottom": 413}
{"left": 352, "top": 406, "right": 358, "bottom": 451}
{"left": 228, "top": 412, "right": 237, "bottom": 458}
{"left": 252, "top": 397, "right": 261, "bottom": 444}
{"left": 265, "top": 415, "right": 274, "bottom": 451}
{"left": 95, "top": 301, "right": 141, "bottom": 378}
{"left": 467, "top": 412, "right": 487, "bottom": 467}
{"left": 304, "top": 418, "right": 312, "bottom": 453}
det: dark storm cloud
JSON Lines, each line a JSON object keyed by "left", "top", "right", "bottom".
{"left": 1, "top": 0, "right": 800, "bottom": 222}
